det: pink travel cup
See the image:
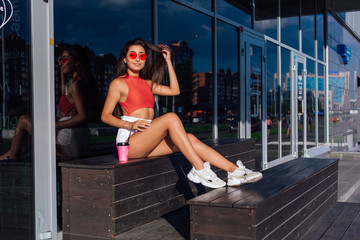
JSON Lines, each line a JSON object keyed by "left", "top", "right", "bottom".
{"left": 117, "top": 142, "right": 129, "bottom": 163}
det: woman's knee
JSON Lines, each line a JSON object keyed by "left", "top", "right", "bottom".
{"left": 187, "top": 133, "right": 200, "bottom": 143}
{"left": 162, "top": 112, "right": 181, "bottom": 124}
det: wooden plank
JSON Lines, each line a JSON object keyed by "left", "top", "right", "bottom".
{"left": 204, "top": 159, "right": 332, "bottom": 209}
{"left": 63, "top": 233, "right": 110, "bottom": 240}
{"left": 320, "top": 202, "right": 360, "bottom": 240}
{"left": 66, "top": 168, "right": 113, "bottom": 191}
{"left": 252, "top": 160, "right": 338, "bottom": 222}
{"left": 114, "top": 170, "right": 193, "bottom": 201}
{"left": 113, "top": 184, "right": 188, "bottom": 217}
{"left": 64, "top": 188, "right": 112, "bottom": 208}
{"left": 113, "top": 155, "right": 192, "bottom": 184}
{"left": 256, "top": 171, "right": 338, "bottom": 239}
{"left": 299, "top": 202, "right": 348, "bottom": 240}
{"left": 191, "top": 205, "right": 253, "bottom": 238}
{"left": 188, "top": 187, "right": 238, "bottom": 206}
{"left": 192, "top": 232, "right": 248, "bottom": 240}
{"left": 62, "top": 211, "right": 113, "bottom": 237}
{"left": 341, "top": 203, "right": 360, "bottom": 240}
{"left": 285, "top": 192, "right": 338, "bottom": 240}
{"left": 234, "top": 159, "right": 338, "bottom": 209}
{"left": 114, "top": 195, "right": 187, "bottom": 235}
{"left": 264, "top": 182, "right": 337, "bottom": 240}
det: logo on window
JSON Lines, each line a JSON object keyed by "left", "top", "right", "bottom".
{"left": 0, "top": 0, "right": 13, "bottom": 29}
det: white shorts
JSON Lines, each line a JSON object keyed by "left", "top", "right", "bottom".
{"left": 116, "top": 116, "right": 152, "bottom": 143}
{"left": 57, "top": 116, "right": 90, "bottom": 158}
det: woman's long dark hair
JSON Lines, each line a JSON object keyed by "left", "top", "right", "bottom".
{"left": 117, "top": 38, "right": 166, "bottom": 85}
{"left": 62, "top": 44, "right": 101, "bottom": 122}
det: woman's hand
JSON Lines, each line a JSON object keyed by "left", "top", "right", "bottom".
{"left": 131, "top": 120, "right": 151, "bottom": 132}
{"left": 158, "top": 44, "right": 172, "bottom": 62}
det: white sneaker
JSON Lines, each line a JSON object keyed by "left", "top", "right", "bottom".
{"left": 187, "top": 162, "right": 226, "bottom": 189}
{"left": 228, "top": 161, "right": 263, "bottom": 186}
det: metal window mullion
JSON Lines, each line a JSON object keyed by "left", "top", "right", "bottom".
{"left": 31, "top": 0, "right": 57, "bottom": 239}
{"left": 278, "top": 44, "right": 282, "bottom": 158}
{"left": 324, "top": 7, "right": 329, "bottom": 145}
{"left": 212, "top": 2, "right": 218, "bottom": 139}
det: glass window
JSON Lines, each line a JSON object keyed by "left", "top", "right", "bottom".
{"left": 54, "top": 0, "right": 151, "bottom": 160}
{"left": 281, "top": 47, "right": 291, "bottom": 156}
{"left": 216, "top": 0, "right": 251, "bottom": 28}
{"left": 302, "top": 14, "right": 315, "bottom": 57}
{"left": 316, "top": 7, "right": 324, "bottom": 61}
{"left": 318, "top": 63, "right": 325, "bottom": 145}
{"left": 281, "top": 0, "right": 299, "bottom": 50}
{"left": 159, "top": 0, "right": 212, "bottom": 138}
{"left": 0, "top": 0, "right": 34, "bottom": 239}
{"left": 255, "top": 0, "right": 278, "bottom": 40}
{"left": 306, "top": 59, "right": 315, "bottom": 149}
{"left": 217, "top": 21, "right": 239, "bottom": 138}
{"left": 266, "top": 42, "right": 279, "bottom": 161}
{"left": 187, "top": 0, "right": 211, "bottom": 11}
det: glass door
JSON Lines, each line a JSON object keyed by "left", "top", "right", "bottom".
{"left": 291, "top": 53, "right": 307, "bottom": 157}
{"left": 242, "top": 32, "right": 266, "bottom": 169}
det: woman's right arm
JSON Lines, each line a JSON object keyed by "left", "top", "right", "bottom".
{"left": 101, "top": 79, "right": 132, "bottom": 129}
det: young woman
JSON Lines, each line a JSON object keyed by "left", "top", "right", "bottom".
{"left": 101, "top": 38, "right": 262, "bottom": 188}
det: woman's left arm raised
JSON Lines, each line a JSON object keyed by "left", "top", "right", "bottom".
{"left": 151, "top": 45, "right": 180, "bottom": 96}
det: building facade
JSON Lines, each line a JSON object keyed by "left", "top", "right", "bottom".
{"left": 0, "top": 0, "right": 360, "bottom": 239}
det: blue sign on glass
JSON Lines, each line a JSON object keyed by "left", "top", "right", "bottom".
{"left": 337, "top": 44, "right": 351, "bottom": 65}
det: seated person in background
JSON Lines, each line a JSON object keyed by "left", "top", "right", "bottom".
{"left": 0, "top": 44, "right": 99, "bottom": 161}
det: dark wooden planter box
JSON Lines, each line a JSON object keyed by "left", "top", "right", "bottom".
{"left": 59, "top": 138, "right": 255, "bottom": 240}
{"left": 189, "top": 158, "right": 339, "bottom": 240}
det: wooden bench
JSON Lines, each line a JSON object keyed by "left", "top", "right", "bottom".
{"left": 189, "top": 157, "right": 339, "bottom": 240}
{"left": 59, "top": 138, "right": 256, "bottom": 240}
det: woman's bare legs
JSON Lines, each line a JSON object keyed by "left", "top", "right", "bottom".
{"left": 0, "top": 114, "right": 32, "bottom": 160}
{"left": 128, "top": 113, "right": 237, "bottom": 172}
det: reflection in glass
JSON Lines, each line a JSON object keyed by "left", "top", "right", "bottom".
{"left": 297, "top": 61, "right": 304, "bottom": 156}
{"left": 159, "top": 0, "right": 212, "bottom": 138}
{"left": 281, "top": 0, "right": 299, "bottom": 50}
{"left": 302, "top": 14, "right": 315, "bottom": 57}
{"left": 306, "top": 59, "right": 316, "bottom": 149}
{"left": 281, "top": 48, "right": 291, "bottom": 157}
{"left": 187, "top": 0, "right": 211, "bottom": 10}
{"left": 0, "top": 0, "right": 34, "bottom": 239}
{"left": 255, "top": 0, "right": 278, "bottom": 40}
{"left": 266, "top": 42, "right": 278, "bottom": 161}
{"left": 318, "top": 63, "right": 325, "bottom": 144}
{"left": 54, "top": 0, "right": 151, "bottom": 154}
{"left": 217, "top": 21, "right": 239, "bottom": 138}
{"left": 316, "top": 11, "right": 324, "bottom": 61}
{"left": 55, "top": 44, "right": 100, "bottom": 161}
{"left": 216, "top": 0, "right": 251, "bottom": 28}
{"left": 249, "top": 44, "right": 263, "bottom": 167}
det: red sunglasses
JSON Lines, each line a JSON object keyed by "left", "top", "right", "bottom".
{"left": 128, "top": 52, "right": 147, "bottom": 60}
{"left": 58, "top": 56, "right": 71, "bottom": 65}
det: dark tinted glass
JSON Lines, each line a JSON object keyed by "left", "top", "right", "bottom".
{"left": 216, "top": 0, "right": 251, "bottom": 28}
{"left": 0, "top": 1, "right": 34, "bottom": 239}
{"left": 54, "top": 0, "right": 151, "bottom": 160}
{"left": 217, "top": 21, "right": 239, "bottom": 138}
{"left": 159, "top": 0, "right": 212, "bottom": 138}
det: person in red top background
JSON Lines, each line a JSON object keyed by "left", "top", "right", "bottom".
{"left": 0, "top": 44, "right": 99, "bottom": 160}
{"left": 101, "top": 38, "right": 262, "bottom": 188}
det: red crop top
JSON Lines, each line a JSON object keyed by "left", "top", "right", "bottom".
{"left": 119, "top": 75, "right": 155, "bottom": 115}
{"left": 59, "top": 94, "right": 75, "bottom": 116}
